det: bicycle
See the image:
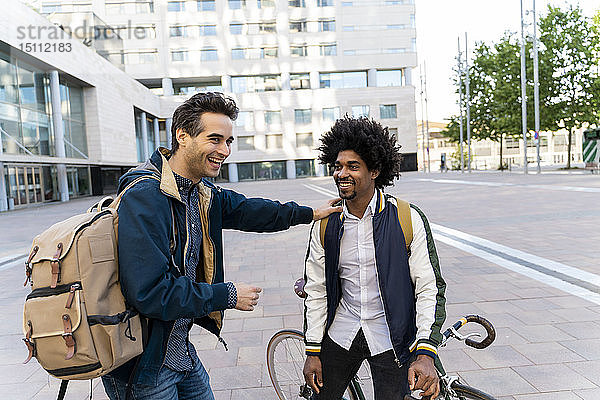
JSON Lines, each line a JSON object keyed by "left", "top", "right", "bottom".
{"left": 266, "top": 279, "right": 498, "bottom": 400}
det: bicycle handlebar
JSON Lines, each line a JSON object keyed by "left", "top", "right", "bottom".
{"left": 443, "top": 314, "right": 496, "bottom": 349}
{"left": 294, "top": 278, "right": 307, "bottom": 299}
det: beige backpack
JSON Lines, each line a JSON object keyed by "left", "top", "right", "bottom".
{"left": 21, "top": 175, "right": 164, "bottom": 395}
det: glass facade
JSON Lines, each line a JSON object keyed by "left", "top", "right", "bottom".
{"left": 60, "top": 83, "right": 88, "bottom": 158}
{"left": 320, "top": 72, "right": 367, "bottom": 89}
{"left": 377, "top": 70, "right": 403, "bottom": 87}
{"left": 238, "top": 161, "right": 286, "bottom": 181}
{"left": 295, "top": 159, "right": 316, "bottom": 177}
{"left": 1, "top": 51, "right": 54, "bottom": 157}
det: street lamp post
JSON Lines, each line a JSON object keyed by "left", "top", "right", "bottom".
{"left": 465, "top": 33, "right": 471, "bottom": 173}
{"left": 520, "top": 0, "right": 529, "bottom": 174}
{"left": 458, "top": 37, "right": 464, "bottom": 173}
{"left": 532, "top": 0, "right": 541, "bottom": 174}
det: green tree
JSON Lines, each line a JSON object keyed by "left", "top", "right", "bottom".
{"left": 539, "top": 5, "right": 600, "bottom": 168}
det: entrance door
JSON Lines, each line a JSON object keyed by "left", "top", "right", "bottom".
{"left": 7, "top": 165, "right": 44, "bottom": 206}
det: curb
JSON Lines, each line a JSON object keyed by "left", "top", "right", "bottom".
{"left": 0, "top": 253, "right": 28, "bottom": 268}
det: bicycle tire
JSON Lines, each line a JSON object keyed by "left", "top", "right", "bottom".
{"left": 266, "top": 329, "right": 359, "bottom": 400}
{"left": 447, "top": 382, "right": 497, "bottom": 400}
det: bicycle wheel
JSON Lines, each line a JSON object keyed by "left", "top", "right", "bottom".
{"left": 266, "top": 329, "right": 359, "bottom": 400}
{"left": 446, "top": 382, "right": 497, "bottom": 400}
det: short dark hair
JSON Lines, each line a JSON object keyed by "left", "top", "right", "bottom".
{"left": 170, "top": 92, "right": 239, "bottom": 153}
{"left": 317, "top": 116, "right": 402, "bottom": 189}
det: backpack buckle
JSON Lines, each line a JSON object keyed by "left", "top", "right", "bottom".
{"left": 62, "top": 314, "right": 76, "bottom": 360}
{"left": 23, "top": 321, "right": 35, "bottom": 364}
{"left": 50, "top": 243, "right": 64, "bottom": 288}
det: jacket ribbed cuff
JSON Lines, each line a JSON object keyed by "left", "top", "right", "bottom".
{"left": 413, "top": 339, "right": 438, "bottom": 359}
{"left": 305, "top": 342, "right": 321, "bottom": 356}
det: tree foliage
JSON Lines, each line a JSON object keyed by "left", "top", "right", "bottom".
{"left": 442, "top": 4, "right": 600, "bottom": 169}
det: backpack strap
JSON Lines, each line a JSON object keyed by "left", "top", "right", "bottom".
{"left": 394, "top": 197, "right": 413, "bottom": 251}
{"left": 111, "top": 175, "right": 160, "bottom": 210}
{"left": 319, "top": 216, "right": 329, "bottom": 248}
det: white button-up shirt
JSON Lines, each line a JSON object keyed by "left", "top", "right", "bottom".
{"left": 328, "top": 191, "right": 393, "bottom": 356}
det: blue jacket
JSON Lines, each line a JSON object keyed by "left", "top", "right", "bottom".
{"left": 303, "top": 190, "right": 446, "bottom": 365}
{"left": 110, "top": 148, "right": 313, "bottom": 385}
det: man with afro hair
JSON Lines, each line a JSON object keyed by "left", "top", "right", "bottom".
{"left": 302, "top": 116, "right": 447, "bottom": 399}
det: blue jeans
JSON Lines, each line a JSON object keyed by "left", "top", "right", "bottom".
{"left": 102, "top": 361, "right": 214, "bottom": 400}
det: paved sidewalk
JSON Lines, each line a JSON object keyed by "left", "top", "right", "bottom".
{"left": 1, "top": 171, "right": 600, "bottom": 399}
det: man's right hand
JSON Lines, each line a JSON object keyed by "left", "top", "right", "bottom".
{"left": 234, "top": 283, "right": 262, "bottom": 311}
{"left": 303, "top": 355, "right": 323, "bottom": 394}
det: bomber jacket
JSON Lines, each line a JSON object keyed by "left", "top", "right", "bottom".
{"left": 303, "top": 190, "right": 446, "bottom": 365}
{"left": 110, "top": 148, "right": 313, "bottom": 386}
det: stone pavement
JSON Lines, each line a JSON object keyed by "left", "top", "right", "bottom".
{"left": 1, "top": 170, "right": 600, "bottom": 399}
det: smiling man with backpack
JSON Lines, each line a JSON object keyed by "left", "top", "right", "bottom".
{"left": 302, "top": 116, "right": 447, "bottom": 399}
{"left": 100, "top": 92, "right": 341, "bottom": 399}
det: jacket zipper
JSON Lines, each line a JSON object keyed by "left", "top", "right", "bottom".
{"left": 371, "top": 216, "right": 404, "bottom": 369}
{"left": 26, "top": 281, "right": 82, "bottom": 300}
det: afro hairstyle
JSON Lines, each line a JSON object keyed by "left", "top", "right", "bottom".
{"left": 317, "top": 116, "right": 402, "bottom": 189}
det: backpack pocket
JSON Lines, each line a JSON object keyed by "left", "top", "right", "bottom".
{"left": 23, "top": 282, "right": 102, "bottom": 379}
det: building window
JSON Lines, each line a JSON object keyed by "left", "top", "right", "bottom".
{"left": 295, "top": 109, "right": 312, "bottom": 125}
{"left": 322, "top": 107, "right": 340, "bottom": 122}
{"left": 230, "top": 23, "right": 243, "bottom": 34}
{"left": 290, "top": 73, "right": 310, "bottom": 89}
{"left": 266, "top": 134, "right": 283, "bottom": 149}
{"left": 125, "top": 50, "right": 159, "bottom": 64}
{"left": 60, "top": 84, "right": 87, "bottom": 159}
{"left": 377, "top": 70, "right": 403, "bottom": 87}
{"left": 296, "top": 132, "right": 313, "bottom": 147}
{"left": 319, "top": 19, "right": 335, "bottom": 32}
{"left": 290, "top": 45, "right": 307, "bottom": 57}
{"left": 352, "top": 105, "right": 369, "bottom": 118}
{"left": 238, "top": 161, "right": 286, "bottom": 180}
{"left": 289, "top": 0, "right": 305, "bottom": 7}
{"left": 320, "top": 43, "right": 337, "bottom": 56}
{"left": 174, "top": 81, "right": 223, "bottom": 95}
{"left": 232, "top": 75, "right": 281, "bottom": 93}
{"left": 410, "top": 14, "right": 416, "bottom": 28}
{"left": 385, "top": 0, "right": 403, "bottom": 4}
{"left": 265, "top": 110, "right": 282, "bottom": 126}
{"left": 383, "top": 48, "right": 406, "bottom": 54}
{"left": 167, "top": 1, "right": 184, "bottom": 12}
{"left": 169, "top": 26, "right": 186, "bottom": 37}
{"left": 342, "top": 1, "right": 352, "bottom": 6}
{"left": 235, "top": 111, "right": 254, "bottom": 130}
{"left": 343, "top": 25, "right": 354, "bottom": 31}
{"left": 228, "top": 0, "right": 245, "bottom": 9}
{"left": 296, "top": 159, "right": 316, "bottom": 177}
{"left": 259, "top": 22, "right": 276, "bottom": 33}
{"left": 387, "top": 24, "right": 405, "bottom": 30}
{"left": 261, "top": 47, "right": 278, "bottom": 58}
{"left": 411, "top": 38, "right": 417, "bottom": 52}
{"left": 258, "top": 0, "right": 275, "bottom": 7}
{"left": 171, "top": 50, "right": 188, "bottom": 62}
{"left": 200, "top": 49, "right": 218, "bottom": 61}
{"left": 289, "top": 20, "right": 307, "bottom": 33}
{"left": 317, "top": 0, "right": 334, "bottom": 6}
{"left": 380, "top": 104, "right": 397, "bottom": 119}
{"left": 231, "top": 48, "right": 246, "bottom": 60}
{"left": 197, "top": 0, "right": 216, "bottom": 11}
{"left": 237, "top": 135, "right": 255, "bottom": 150}
{"left": 199, "top": 25, "right": 217, "bottom": 36}
{"left": 320, "top": 71, "right": 367, "bottom": 88}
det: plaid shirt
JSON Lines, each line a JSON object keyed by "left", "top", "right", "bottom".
{"left": 164, "top": 173, "right": 237, "bottom": 372}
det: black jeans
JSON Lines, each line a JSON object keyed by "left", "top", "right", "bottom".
{"left": 315, "top": 329, "right": 410, "bottom": 400}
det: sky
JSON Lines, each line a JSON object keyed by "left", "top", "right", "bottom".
{"left": 415, "top": 0, "right": 600, "bottom": 123}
